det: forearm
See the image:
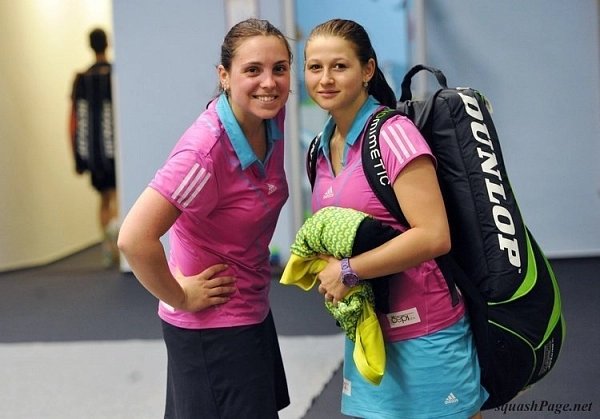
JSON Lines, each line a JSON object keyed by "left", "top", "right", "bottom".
{"left": 351, "top": 226, "right": 450, "bottom": 280}
{"left": 121, "top": 238, "right": 186, "bottom": 309}
{"left": 118, "top": 187, "right": 185, "bottom": 308}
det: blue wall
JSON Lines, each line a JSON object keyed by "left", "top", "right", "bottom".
{"left": 423, "top": 0, "right": 600, "bottom": 256}
{"left": 113, "top": 0, "right": 600, "bottom": 260}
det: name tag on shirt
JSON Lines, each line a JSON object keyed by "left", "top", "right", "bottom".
{"left": 386, "top": 307, "right": 421, "bottom": 328}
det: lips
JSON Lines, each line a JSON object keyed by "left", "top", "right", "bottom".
{"left": 318, "top": 90, "right": 339, "bottom": 98}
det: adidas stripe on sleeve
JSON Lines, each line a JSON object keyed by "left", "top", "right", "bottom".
{"left": 378, "top": 116, "right": 435, "bottom": 183}
{"left": 150, "top": 150, "right": 217, "bottom": 216}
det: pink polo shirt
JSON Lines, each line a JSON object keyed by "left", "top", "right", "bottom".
{"left": 149, "top": 95, "right": 288, "bottom": 329}
{"left": 312, "top": 97, "right": 464, "bottom": 342}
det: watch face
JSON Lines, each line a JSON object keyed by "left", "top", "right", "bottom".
{"left": 342, "top": 273, "right": 360, "bottom": 287}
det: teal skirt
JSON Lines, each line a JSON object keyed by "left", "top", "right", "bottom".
{"left": 341, "top": 315, "right": 488, "bottom": 419}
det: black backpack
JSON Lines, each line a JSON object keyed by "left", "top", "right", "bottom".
{"left": 306, "top": 64, "right": 565, "bottom": 409}
{"left": 71, "top": 64, "right": 115, "bottom": 175}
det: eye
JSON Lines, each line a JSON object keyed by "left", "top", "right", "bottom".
{"left": 306, "top": 63, "right": 322, "bottom": 71}
{"left": 274, "top": 63, "right": 289, "bottom": 74}
{"left": 245, "top": 66, "right": 261, "bottom": 75}
{"left": 333, "top": 63, "right": 347, "bottom": 70}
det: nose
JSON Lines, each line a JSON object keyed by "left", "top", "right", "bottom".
{"left": 261, "top": 72, "right": 276, "bottom": 89}
{"left": 320, "top": 69, "right": 333, "bottom": 85}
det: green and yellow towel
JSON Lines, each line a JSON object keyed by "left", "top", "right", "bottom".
{"left": 280, "top": 206, "right": 386, "bottom": 385}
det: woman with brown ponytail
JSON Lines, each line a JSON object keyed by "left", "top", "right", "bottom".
{"left": 303, "top": 18, "right": 488, "bottom": 419}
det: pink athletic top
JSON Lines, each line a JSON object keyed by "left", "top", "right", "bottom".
{"left": 149, "top": 95, "right": 288, "bottom": 329}
{"left": 312, "top": 96, "right": 465, "bottom": 342}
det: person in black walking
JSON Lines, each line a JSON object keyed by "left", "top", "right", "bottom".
{"left": 69, "top": 28, "right": 118, "bottom": 267}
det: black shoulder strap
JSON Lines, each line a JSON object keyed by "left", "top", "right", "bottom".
{"left": 306, "top": 133, "right": 321, "bottom": 190}
{"left": 360, "top": 108, "right": 409, "bottom": 226}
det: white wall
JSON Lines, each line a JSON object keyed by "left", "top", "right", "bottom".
{"left": 0, "top": 0, "right": 113, "bottom": 271}
{"left": 420, "top": 0, "right": 600, "bottom": 257}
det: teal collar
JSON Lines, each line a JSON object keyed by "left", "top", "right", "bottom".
{"left": 216, "top": 94, "right": 283, "bottom": 170}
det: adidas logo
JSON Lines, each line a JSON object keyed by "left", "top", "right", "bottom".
{"left": 444, "top": 393, "right": 459, "bottom": 405}
{"left": 322, "top": 186, "right": 334, "bottom": 199}
{"left": 266, "top": 183, "right": 277, "bottom": 195}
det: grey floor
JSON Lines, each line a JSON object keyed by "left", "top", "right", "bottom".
{"left": 1, "top": 246, "right": 599, "bottom": 418}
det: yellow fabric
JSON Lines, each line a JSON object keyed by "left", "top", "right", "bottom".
{"left": 280, "top": 252, "right": 385, "bottom": 385}
{"left": 353, "top": 300, "right": 386, "bottom": 385}
{"left": 280, "top": 254, "right": 327, "bottom": 290}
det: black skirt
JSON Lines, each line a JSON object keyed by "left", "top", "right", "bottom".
{"left": 162, "top": 311, "right": 290, "bottom": 419}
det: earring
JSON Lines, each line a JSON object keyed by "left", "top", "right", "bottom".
{"left": 363, "top": 81, "right": 369, "bottom": 89}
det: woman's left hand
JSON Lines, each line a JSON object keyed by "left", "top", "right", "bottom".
{"left": 317, "top": 255, "right": 349, "bottom": 305}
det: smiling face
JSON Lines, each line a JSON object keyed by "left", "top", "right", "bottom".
{"left": 219, "top": 35, "right": 291, "bottom": 127}
{"left": 304, "top": 35, "right": 374, "bottom": 118}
